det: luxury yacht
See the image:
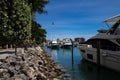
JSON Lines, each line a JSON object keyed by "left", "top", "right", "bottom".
{"left": 62, "top": 38, "right": 72, "bottom": 49}
{"left": 51, "top": 40, "right": 59, "bottom": 49}
{"left": 79, "top": 15, "right": 120, "bottom": 71}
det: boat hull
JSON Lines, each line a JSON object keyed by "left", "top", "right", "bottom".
{"left": 62, "top": 45, "right": 72, "bottom": 49}
{"left": 79, "top": 45, "right": 120, "bottom": 71}
{"left": 51, "top": 44, "right": 59, "bottom": 49}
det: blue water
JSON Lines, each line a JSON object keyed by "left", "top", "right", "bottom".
{"left": 44, "top": 46, "right": 120, "bottom": 80}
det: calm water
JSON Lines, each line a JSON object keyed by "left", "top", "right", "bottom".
{"left": 44, "top": 46, "right": 120, "bottom": 80}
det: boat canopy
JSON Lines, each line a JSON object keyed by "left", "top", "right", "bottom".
{"left": 104, "top": 15, "right": 120, "bottom": 23}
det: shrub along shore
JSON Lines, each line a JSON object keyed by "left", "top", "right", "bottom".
{"left": 0, "top": 46, "right": 63, "bottom": 80}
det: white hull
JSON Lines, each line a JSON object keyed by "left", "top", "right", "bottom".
{"left": 63, "top": 43, "right": 72, "bottom": 47}
{"left": 79, "top": 45, "right": 120, "bottom": 71}
{"left": 51, "top": 44, "right": 59, "bottom": 49}
{"left": 62, "top": 38, "right": 72, "bottom": 48}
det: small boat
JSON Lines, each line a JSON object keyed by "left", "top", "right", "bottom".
{"left": 79, "top": 15, "right": 120, "bottom": 71}
{"left": 51, "top": 40, "right": 59, "bottom": 49}
{"left": 62, "top": 38, "right": 72, "bottom": 49}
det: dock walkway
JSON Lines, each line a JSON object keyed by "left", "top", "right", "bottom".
{"left": 0, "top": 48, "right": 24, "bottom": 59}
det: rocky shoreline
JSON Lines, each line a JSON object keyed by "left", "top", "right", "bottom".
{"left": 0, "top": 47, "right": 63, "bottom": 80}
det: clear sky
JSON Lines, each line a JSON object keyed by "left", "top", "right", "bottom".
{"left": 36, "top": 0, "right": 120, "bottom": 40}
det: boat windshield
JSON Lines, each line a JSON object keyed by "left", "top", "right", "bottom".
{"left": 103, "top": 15, "right": 120, "bottom": 34}
{"left": 104, "top": 15, "right": 120, "bottom": 23}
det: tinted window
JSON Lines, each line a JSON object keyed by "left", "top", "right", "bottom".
{"left": 86, "top": 39, "right": 120, "bottom": 51}
{"left": 116, "top": 39, "right": 120, "bottom": 44}
{"left": 87, "top": 54, "right": 93, "bottom": 60}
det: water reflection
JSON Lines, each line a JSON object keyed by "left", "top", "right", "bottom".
{"left": 50, "top": 49, "right": 58, "bottom": 62}
{"left": 78, "top": 59, "right": 120, "bottom": 80}
{"left": 44, "top": 46, "right": 120, "bottom": 80}
{"left": 63, "top": 48, "right": 72, "bottom": 54}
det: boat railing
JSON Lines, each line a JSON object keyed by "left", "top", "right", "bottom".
{"left": 79, "top": 44, "right": 87, "bottom": 47}
{"left": 79, "top": 44, "right": 93, "bottom": 48}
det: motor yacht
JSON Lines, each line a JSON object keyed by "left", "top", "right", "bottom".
{"left": 79, "top": 15, "right": 120, "bottom": 71}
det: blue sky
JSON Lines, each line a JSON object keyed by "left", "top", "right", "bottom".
{"left": 36, "top": 0, "right": 120, "bottom": 40}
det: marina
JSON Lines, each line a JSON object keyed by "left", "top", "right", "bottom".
{"left": 1, "top": 0, "right": 120, "bottom": 80}
{"left": 44, "top": 46, "right": 120, "bottom": 80}
{"left": 44, "top": 15, "right": 120, "bottom": 79}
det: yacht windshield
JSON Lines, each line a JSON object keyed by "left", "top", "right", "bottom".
{"left": 104, "top": 15, "right": 120, "bottom": 34}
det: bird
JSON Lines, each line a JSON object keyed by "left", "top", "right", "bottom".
{"left": 52, "top": 22, "right": 55, "bottom": 25}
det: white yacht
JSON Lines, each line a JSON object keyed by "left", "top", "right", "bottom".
{"left": 62, "top": 38, "right": 72, "bottom": 48}
{"left": 51, "top": 40, "right": 59, "bottom": 49}
{"left": 79, "top": 15, "right": 120, "bottom": 71}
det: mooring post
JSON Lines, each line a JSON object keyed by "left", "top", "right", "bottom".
{"left": 72, "top": 41, "right": 74, "bottom": 66}
{"left": 97, "top": 41, "right": 100, "bottom": 65}
{"left": 97, "top": 41, "right": 101, "bottom": 78}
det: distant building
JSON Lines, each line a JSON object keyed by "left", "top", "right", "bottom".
{"left": 74, "top": 37, "right": 85, "bottom": 43}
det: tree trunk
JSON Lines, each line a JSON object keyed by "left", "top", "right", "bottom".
{"left": 15, "top": 44, "right": 17, "bottom": 55}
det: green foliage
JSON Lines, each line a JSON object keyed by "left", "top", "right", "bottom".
{"left": 27, "top": 0, "right": 48, "bottom": 45}
{"left": 0, "top": 0, "right": 31, "bottom": 45}
{"left": 0, "top": 0, "right": 48, "bottom": 46}
{"left": 0, "top": 0, "right": 8, "bottom": 44}
{"left": 28, "top": 0, "right": 49, "bottom": 14}
{"left": 31, "top": 20, "right": 46, "bottom": 44}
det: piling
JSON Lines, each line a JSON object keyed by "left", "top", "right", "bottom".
{"left": 97, "top": 41, "right": 100, "bottom": 65}
{"left": 97, "top": 41, "right": 101, "bottom": 80}
{"left": 72, "top": 41, "right": 74, "bottom": 66}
